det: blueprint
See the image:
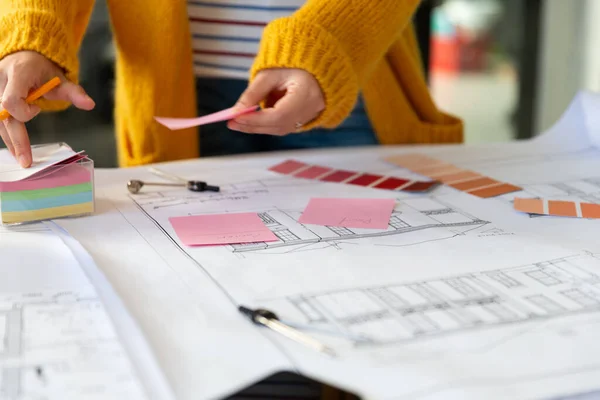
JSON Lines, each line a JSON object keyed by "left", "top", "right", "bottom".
{"left": 52, "top": 91, "right": 600, "bottom": 400}
{"left": 0, "top": 223, "right": 173, "bottom": 400}
{"left": 133, "top": 182, "right": 490, "bottom": 255}
{"left": 260, "top": 252, "right": 600, "bottom": 347}
{"left": 425, "top": 142, "right": 600, "bottom": 252}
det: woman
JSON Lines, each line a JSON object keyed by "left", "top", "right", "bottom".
{"left": 0, "top": 2, "right": 463, "bottom": 397}
{"left": 0, "top": 0, "right": 462, "bottom": 168}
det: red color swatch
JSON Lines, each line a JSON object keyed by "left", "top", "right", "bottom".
{"left": 347, "top": 174, "right": 383, "bottom": 187}
{"left": 268, "top": 160, "right": 307, "bottom": 174}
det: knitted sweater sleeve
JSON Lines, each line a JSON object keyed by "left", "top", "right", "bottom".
{"left": 0, "top": 0, "right": 95, "bottom": 110}
{"left": 250, "top": 0, "right": 421, "bottom": 129}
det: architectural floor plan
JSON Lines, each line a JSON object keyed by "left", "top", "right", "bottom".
{"left": 229, "top": 197, "right": 488, "bottom": 253}
{"left": 519, "top": 178, "right": 600, "bottom": 204}
{"left": 119, "top": 157, "right": 600, "bottom": 399}
{"left": 260, "top": 253, "right": 600, "bottom": 346}
{"left": 0, "top": 224, "right": 150, "bottom": 400}
{"left": 131, "top": 179, "right": 491, "bottom": 256}
{"left": 47, "top": 91, "right": 600, "bottom": 400}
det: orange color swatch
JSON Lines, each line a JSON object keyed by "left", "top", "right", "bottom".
{"left": 581, "top": 203, "right": 600, "bottom": 219}
{"left": 513, "top": 197, "right": 600, "bottom": 219}
{"left": 548, "top": 201, "right": 577, "bottom": 217}
{"left": 384, "top": 153, "right": 521, "bottom": 198}
{"left": 450, "top": 177, "right": 499, "bottom": 191}
{"left": 513, "top": 198, "right": 543, "bottom": 214}
{"left": 470, "top": 184, "right": 522, "bottom": 199}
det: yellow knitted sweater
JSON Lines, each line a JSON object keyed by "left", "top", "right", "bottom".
{"left": 0, "top": 0, "right": 463, "bottom": 167}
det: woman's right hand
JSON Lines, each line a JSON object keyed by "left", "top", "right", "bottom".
{"left": 0, "top": 51, "right": 95, "bottom": 167}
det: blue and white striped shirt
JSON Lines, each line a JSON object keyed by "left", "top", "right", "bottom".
{"left": 188, "top": 0, "right": 305, "bottom": 79}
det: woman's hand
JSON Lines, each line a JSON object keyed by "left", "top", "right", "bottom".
{"left": 228, "top": 68, "right": 325, "bottom": 135}
{"left": 0, "top": 51, "right": 95, "bottom": 167}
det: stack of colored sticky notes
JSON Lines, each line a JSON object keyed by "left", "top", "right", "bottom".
{"left": 0, "top": 143, "right": 94, "bottom": 225}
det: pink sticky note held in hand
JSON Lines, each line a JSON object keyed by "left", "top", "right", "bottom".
{"left": 299, "top": 198, "right": 395, "bottom": 229}
{"left": 154, "top": 106, "right": 258, "bottom": 130}
{"left": 169, "top": 212, "right": 278, "bottom": 246}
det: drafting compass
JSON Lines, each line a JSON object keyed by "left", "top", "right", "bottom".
{"left": 127, "top": 167, "right": 220, "bottom": 194}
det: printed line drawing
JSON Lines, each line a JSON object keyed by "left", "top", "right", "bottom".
{"left": 0, "top": 309, "right": 21, "bottom": 358}
{"left": 516, "top": 178, "right": 600, "bottom": 204}
{"left": 228, "top": 197, "right": 489, "bottom": 252}
{"left": 130, "top": 180, "right": 492, "bottom": 254}
{"left": 132, "top": 177, "right": 314, "bottom": 211}
{"left": 0, "top": 289, "right": 145, "bottom": 400}
{"left": 0, "top": 223, "right": 148, "bottom": 400}
{"left": 261, "top": 253, "right": 600, "bottom": 346}
{"left": 493, "top": 178, "right": 600, "bottom": 219}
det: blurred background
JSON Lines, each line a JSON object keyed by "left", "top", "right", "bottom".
{"left": 14, "top": 0, "right": 600, "bottom": 167}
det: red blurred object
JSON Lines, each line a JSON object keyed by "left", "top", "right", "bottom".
{"left": 431, "top": 28, "right": 491, "bottom": 74}
{"left": 431, "top": 36, "right": 459, "bottom": 73}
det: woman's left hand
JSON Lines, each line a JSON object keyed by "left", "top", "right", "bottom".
{"left": 227, "top": 68, "right": 325, "bottom": 135}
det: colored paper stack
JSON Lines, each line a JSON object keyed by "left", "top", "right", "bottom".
{"left": 0, "top": 143, "right": 94, "bottom": 225}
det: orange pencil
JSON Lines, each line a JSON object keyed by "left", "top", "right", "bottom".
{"left": 0, "top": 76, "right": 61, "bottom": 121}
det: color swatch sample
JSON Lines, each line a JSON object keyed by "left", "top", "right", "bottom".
{"left": 169, "top": 212, "right": 279, "bottom": 246}
{"left": 0, "top": 144, "right": 94, "bottom": 225}
{"left": 513, "top": 197, "right": 600, "bottom": 219}
{"left": 155, "top": 106, "right": 258, "bottom": 130}
{"left": 268, "top": 159, "right": 438, "bottom": 193}
{"left": 299, "top": 198, "right": 395, "bottom": 229}
{"left": 384, "top": 153, "right": 521, "bottom": 198}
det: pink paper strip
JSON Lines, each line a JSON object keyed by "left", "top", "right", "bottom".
{"left": 25, "top": 153, "right": 89, "bottom": 181}
{"left": 299, "top": 198, "right": 395, "bottom": 230}
{"left": 0, "top": 164, "right": 92, "bottom": 192}
{"left": 0, "top": 147, "right": 83, "bottom": 183}
{"left": 169, "top": 212, "right": 279, "bottom": 246}
{"left": 154, "top": 106, "right": 258, "bottom": 130}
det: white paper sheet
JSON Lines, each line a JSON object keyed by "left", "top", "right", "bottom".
{"left": 54, "top": 90, "right": 600, "bottom": 400}
{"left": 55, "top": 195, "right": 293, "bottom": 400}
{"left": 532, "top": 90, "right": 600, "bottom": 149}
{"left": 0, "top": 222, "right": 158, "bottom": 400}
{"left": 0, "top": 143, "right": 77, "bottom": 182}
{"left": 47, "top": 222, "right": 176, "bottom": 400}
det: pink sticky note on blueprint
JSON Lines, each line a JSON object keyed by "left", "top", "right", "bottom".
{"left": 154, "top": 106, "right": 258, "bottom": 130}
{"left": 169, "top": 212, "right": 278, "bottom": 246}
{"left": 299, "top": 198, "right": 395, "bottom": 229}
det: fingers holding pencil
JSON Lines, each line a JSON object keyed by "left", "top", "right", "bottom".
{"left": 0, "top": 51, "right": 96, "bottom": 167}
{"left": 0, "top": 75, "right": 53, "bottom": 168}
{"left": 0, "top": 77, "right": 46, "bottom": 122}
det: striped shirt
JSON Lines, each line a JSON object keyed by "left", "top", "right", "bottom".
{"left": 188, "top": 0, "right": 305, "bottom": 79}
